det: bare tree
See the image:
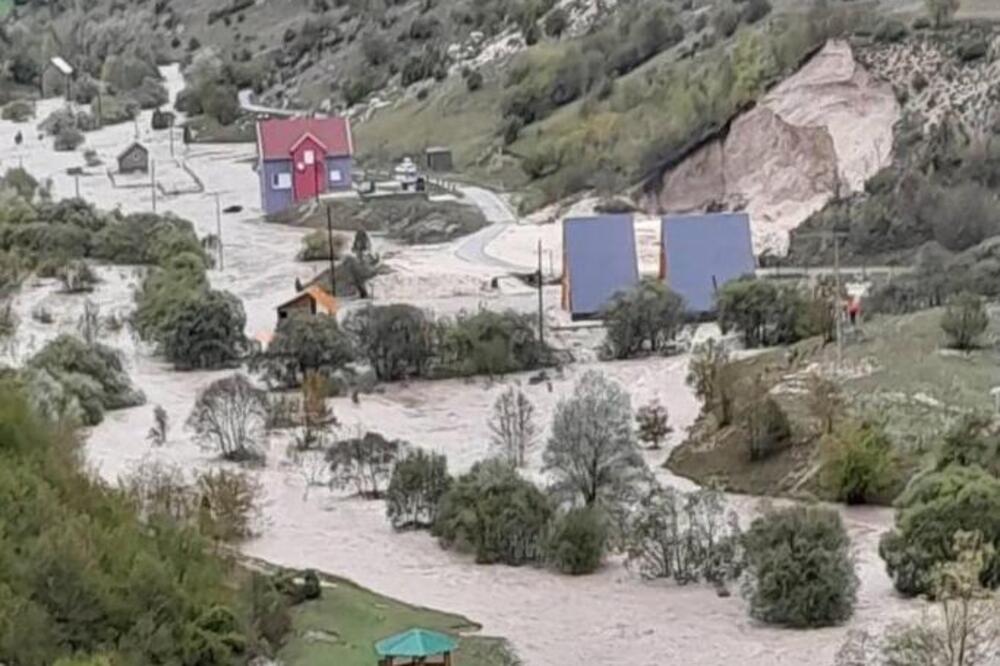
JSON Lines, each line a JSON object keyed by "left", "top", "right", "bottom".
{"left": 294, "top": 371, "right": 337, "bottom": 451}
{"left": 544, "top": 370, "right": 650, "bottom": 510}
{"left": 686, "top": 339, "right": 736, "bottom": 426}
{"left": 147, "top": 404, "right": 168, "bottom": 446}
{"left": 326, "top": 430, "right": 403, "bottom": 499}
{"left": 806, "top": 373, "right": 843, "bottom": 436}
{"left": 187, "top": 373, "right": 269, "bottom": 463}
{"left": 488, "top": 387, "right": 537, "bottom": 467}
{"left": 636, "top": 400, "right": 672, "bottom": 449}
{"left": 77, "top": 299, "right": 102, "bottom": 346}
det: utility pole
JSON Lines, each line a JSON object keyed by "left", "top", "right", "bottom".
{"left": 537, "top": 239, "right": 544, "bottom": 348}
{"left": 74, "top": 173, "right": 79, "bottom": 199}
{"left": 169, "top": 120, "right": 175, "bottom": 157}
{"left": 150, "top": 159, "right": 156, "bottom": 213}
{"left": 326, "top": 204, "right": 337, "bottom": 296}
{"left": 833, "top": 231, "right": 843, "bottom": 371}
{"left": 215, "top": 192, "right": 224, "bottom": 271}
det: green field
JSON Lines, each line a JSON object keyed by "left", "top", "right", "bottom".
{"left": 280, "top": 575, "right": 519, "bottom": 666}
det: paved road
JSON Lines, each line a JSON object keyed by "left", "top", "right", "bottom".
{"left": 452, "top": 185, "right": 532, "bottom": 273}
{"left": 238, "top": 89, "right": 302, "bottom": 117}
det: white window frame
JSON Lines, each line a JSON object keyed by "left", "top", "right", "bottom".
{"left": 303, "top": 149, "right": 315, "bottom": 165}
{"left": 271, "top": 171, "right": 292, "bottom": 190}
{"left": 328, "top": 168, "right": 343, "bottom": 184}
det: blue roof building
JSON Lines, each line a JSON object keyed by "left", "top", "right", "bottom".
{"left": 660, "top": 212, "right": 756, "bottom": 312}
{"left": 562, "top": 215, "right": 639, "bottom": 319}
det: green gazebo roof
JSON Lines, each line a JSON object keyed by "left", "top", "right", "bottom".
{"left": 374, "top": 628, "right": 458, "bottom": 658}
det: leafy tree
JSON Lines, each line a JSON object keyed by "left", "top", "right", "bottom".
{"left": 881, "top": 531, "right": 1000, "bottom": 666}
{"left": 717, "top": 278, "right": 805, "bottom": 348}
{"left": 161, "top": 288, "right": 248, "bottom": 370}
{"left": 546, "top": 506, "right": 607, "bottom": 575}
{"left": 880, "top": 465, "right": 1000, "bottom": 597}
{"left": 936, "top": 415, "right": 1000, "bottom": 477}
{"left": 742, "top": 506, "right": 858, "bottom": 627}
{"left": 687, "top": 339, "right": 736, "bottom": 426}
{"left": 821, "top": 421, "right": 894, "bottom": 505}
{"left": 255, "top": 313, "right": 355, "bottom": 387}
{"left": 433, "top": 458, "right": 552, "bottom": 566}
{"left": 437, "top": 309, "right": 547, "bottom": 377}
{"left": 187, "top": 373, "right": 269, "bottom": 463}
{"left": 385, "top": 448, "right": 452, "bottom": 530}
{"left": 941, "top": 292, "right": 989, "bottom": 351}
{"left": 488, "top": 387, "right": 537, "bottom": 467}
{"left": 624, "top": 485, "right": 742, "bottom": 585}
{"left": 195, "top": 468, "right": 263, "bottom": 542}
{"left": 602, "top": 279, "right": 685, "bottom": 359}
{"left": 544, "top": 370, "right": 649, "bottom": 510}
{"left": 635, "top": 400, "right": 672, "bottom": 449}
{"left": 344, "top": 304, "right": 434, "bottom": 381}
{"left": 326, "top": 431, "right": 402, "bottom": 499}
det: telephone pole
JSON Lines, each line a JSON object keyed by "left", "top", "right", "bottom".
{"left": 326, "top": 204, "right": 337, "bottom": 295}
{"left": 214, "top": 192, "right": 224, "bottom": 271}
{"left": 537, "top": 239, "right": 544, "bottom": 348}
{"left": 797, "top": 230, "right": 848, "bottom": 371}
{"left": 150, "top": 159, "right": 156, "bottom": 213}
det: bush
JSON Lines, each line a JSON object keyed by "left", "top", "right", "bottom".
{"left": 297, "top": 229, "right": 346, "bottom": 261}
{"left": 57, "top": 259, "right": 98, "bottom": 293}
{"left": 544, "top": 8, "right": 568, "bottom": 37}
{"left": 745, "top": 396, "right": 790, "bottom": 461}
{"left": 344, "top": 304, "right": 434, "bottom": 381}
{"left": 93, "top": 212, "right": 205, "bottom": 266}
{"left": 2, "top": 100, "right": 35, "bottom": 122}
{"left": 27, "top": 334, "right": 146, "bottom": 425}
{"left": 716, "top": 279, "right": 806, "bottom": 348}
{"left": 437, "top": 309, "right": 547, "bottom": 377}
{"left": 433, "top": 459, "right": 552, "bottom": 565}
{"left": 254, "top": 314, "right": 355, "bottom": 388}
{"left": 742, "top": 506, "right": 858, "bottom": 627}
{"left": 879, "top": 465, "right": 1000, "bottom": 597}
{"left": 546, "top": 507, "right": 607, "bottom": 575}
{"left": 602, "top": 279, "right": 685, "bottom": 359}
{"left": 940, "top": 291, "right": 989, "bottom": 351}
{"left": 54, "top": 127, "right": 85, "bottom": 152}
{"left": 874, "top": 17, "right": 908, "bottom": 42}
{"left": 160, "top": 288, "right": 248, "bottom": 370}
{"left": 821, "top": 421, "right": 895, "bottom": 504}
{"left": 741, "top": 0, "right": 772, "bottom": 24}
{"left": 385, "top": 448, "right": 452, "bottom": 530}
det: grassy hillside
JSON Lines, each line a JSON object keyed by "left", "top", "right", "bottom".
{"left": 668, "top": 306, "right": 1000, "bottom": 502}
{"left": 282, "top": 575, "right": 517, "bottom": 666}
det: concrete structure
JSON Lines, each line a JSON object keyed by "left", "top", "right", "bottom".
{"left": 425, "top": 146, "right": 453, "bottom": 172}
{"left": 117, "top": 142, "right": 149, "bottom": 174}
{"left": 256, "top": 117, "right": 354, "bottom": 215}
{"left": 276, "top": 285, "right": 337, "bottom": 322}
{"left": 561, "top": 215, "right": 639, "bottom": 320}
{"left": 660, "top": 212, "right": 756, "bottom": 312}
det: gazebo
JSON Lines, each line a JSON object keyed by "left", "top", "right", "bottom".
{"left": 375, "top": 628, "right": 458, "bottom": 665}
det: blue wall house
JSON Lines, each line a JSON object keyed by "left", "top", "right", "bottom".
{"left": 660, "top": 212, "right": 756, "bottom": 312}
{"left": 562, "top": 215, "right": 639, "bottom": 320}
{"left": 256, "top": 117, "right": 354, "bottom": 215}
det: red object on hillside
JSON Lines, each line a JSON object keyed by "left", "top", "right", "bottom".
{"left": 257, "top": 117, "right": 353, "bottom": 159}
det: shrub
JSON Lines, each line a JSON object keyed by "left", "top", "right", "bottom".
{"left": 433, "top": 459, "right": 552, "bottom": 565}
{"left": 635, "top": 400, "right": 672, "bottom": 450}
{"left": 745, "top": 395, "right": 790, "bottom": 462}
{"left": 54, "top": 127, "right": 85, "bottom": 152}
{"left": 385, "top": 448, "right": 452, "bottom": 530}
{"left": 297, "top": 229, "right": 346, "bottom": 261}
{"left": 254, "top": 314, "right": 355, "bottom": 388}
{"left": 716, "top": 279, "right": 806, "bottom": 348}
{"left": 27, "top": 334, "right": 146, "bottom": 425}
{"left": 94, "top": 212, "right": 205, "bottom": 266}
{"left": 161, "top": 288, "right": 248, "bottom": 370}
{"left": 327, "top": 431, "right": 403, "bottom": 499}
{"left": 940, "top": 291, "right": 989, "bottom": 351}
{"left": 344, "top": 304, "right": 434, "bottom": 381}
{"left": 132, "top": 252, "right": 211, "bottom": 342}
{"left": 187, "top": 373, "right": 269, "bottom": 463}
{"left": 57, "top": 259, "right": 98, "bottom": 293}
{"left": 874, "top": 17, "right": 908, "bottom": 42}
{"left": 2, "top": 100, "right": 34, "bottom": 122}
{"left": 544, "top": 8, "right": 568, "bottom": 37}
{"left": 879, "top": 465, "right": 1000, "bottom": 597}
{"left": 547, "top": 506, "right": 607, "bottom": 575}
{"left": 741, "top": 0, "right": 772, "bottom": 24}
{"left": 464, "top": 69, "right": 484, "bottom": 92}
{"left": 437, "top": 309, "right": 547, "bottom": 377}
{"left": 742, "top": 506, "right": 858, "bottom": 627}
{"left": 686, "top": 339, "right": 735, "bottom": 426}
{"left": 624, "top": 485, "right": 742, "bottom": 584}
{"left": 195, "top": 468, "right": 263, "bottom": 541}
{"left": 821, "top": 421, "right": 895, "bottom": 504}
{"left": 935, "top": 414, "right": 1000, "bottom": 476}
{"left": 545, "top": 371, "right": 649, "bottom": 511}
{"left": 601, "top": 279, "right": 685, "bottom": 359}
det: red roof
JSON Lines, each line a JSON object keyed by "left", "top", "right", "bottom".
{"left": 257, "top": 117, "right": 353, "bottom": 160}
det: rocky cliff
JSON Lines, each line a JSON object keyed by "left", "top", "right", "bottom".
{"left": 644, "top": 40, "right": 899, "bottom": 255}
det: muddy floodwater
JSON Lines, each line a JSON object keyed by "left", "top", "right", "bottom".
{"left": 0, "top": 66, "right": 919, "bottom": 666}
